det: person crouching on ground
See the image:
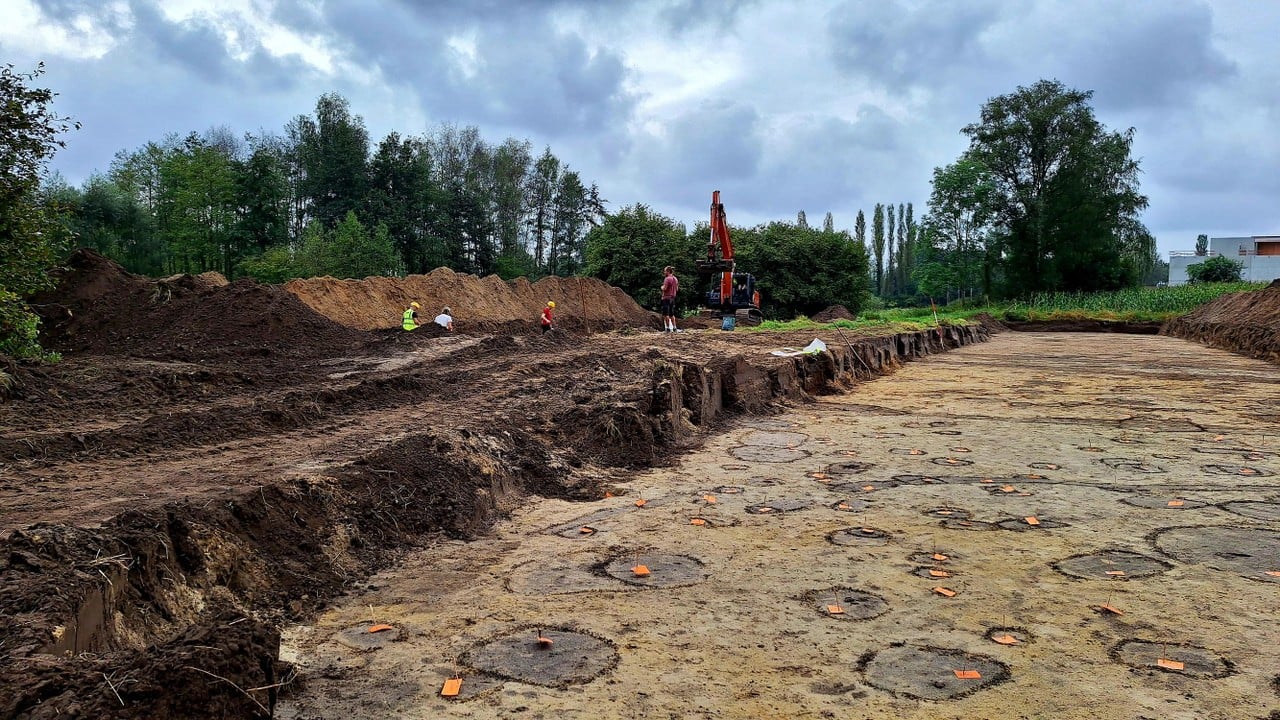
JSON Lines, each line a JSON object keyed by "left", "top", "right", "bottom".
{"left": 402, "top": 301, "right": 421, "bottom": 330}
{"left": 660, "top": 265, "right": 680, "bottom": 333}
{"left": 435, "top": 306, "right": 454, "bottom": 331}
{"left": 541, "top": 301, "right": 555, "bottom": 334}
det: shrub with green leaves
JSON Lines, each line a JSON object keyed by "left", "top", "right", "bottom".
{"left": 1185, "top": 256, "right": 1244, "bottom": 284}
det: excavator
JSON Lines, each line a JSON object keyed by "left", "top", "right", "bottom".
{"left": 697, "top": 190, "right": 763, "bottom": 328}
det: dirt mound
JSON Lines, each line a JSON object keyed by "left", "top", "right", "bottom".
{"left": 32, "top": 249, "right": 366, "bottom": 361}
{"left": 811, "top": 304, "right": 855, "bottom": 322}
{"left": 284, "top": 269, "right": 657, "bottom": 331}
{"left": 1162, "top": 285, "right": 1280, "bottom": 363}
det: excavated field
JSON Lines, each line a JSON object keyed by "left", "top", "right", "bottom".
{"left": 3, "top": 254, "right": 1277, "bottom": 719}
{"left": 277, "top": 333, "right": 1280, "bottom": 720}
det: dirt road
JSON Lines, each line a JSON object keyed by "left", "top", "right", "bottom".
{"left": 279, "top": 332, "right": 1280, "bottom": 720}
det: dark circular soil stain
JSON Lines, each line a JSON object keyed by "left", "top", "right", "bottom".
{"left": 863, "top": 432, "right": 905, "bottom": 438}
{"left": 1217, "top": 501, "right": 1280, "bottom": 522}
{"left": 887, "top": 474, "right": 946, "bottom": 486}
{"left": 1078, "top": 446, "right": 1105, "bottom": 452}
{"left": 994, "top": 517, "right": 1068, "bottom": 531}
{"left": 825, "top": 460, "right": 876, "bottom": 475}
{"left": 800, "top": 587, "right": 889, "bottom": 621}
{"left": 909, "top": 551, "right": 960, "bottom": 564}
{"left": 860, "top": 645, "right": 1009, "bottom": 700}
{"left": 745, "top": 499, "right": 814, "bottom": 515}
{"left": 1101, "top": 458, "right": 1165, "bottom": 473}
{"left": 1153, "top": 526, "right": 1280, "bottom": 583}
{"left": 931, "top": 457, "right": 974, "bottom": 467}
{"left": 602, "top": 553, "right": 709, "bottom": 588}
{"left": 1054, "top": 550, "right": 1172, "bottom": 580}
{"left": 730, "top": 445, "right": 809, "bottom": 463}
{"left": 985, "top": 627, "right": 1032, "bottom": 646}
{"left": 1202, "top": 463, "right": 1273, "bottom": 477}
{"left": 830, "top": 499, "right": 870, "bottom": 513}
{"left": 461, "top": 626, "right": 619, "bottom": 687}
{"left": 890, "top": 448, "right": 929, "bottom": 456}
{"left": 334, "top": 624, "right": 401, "bottom": 650}
{"left": 713, "top": 485, "right": 745, "bottom": 494}
{"left": 1110, "top": 640, "right": 1232, "bottom": 678}
{"left": 1120, "top": 496, "right": 1208, "bottom": 510}
{"left": 932, "top": 430, "right": 963, "bottom": 436}
{"left": 1028, "top": 462, "right": 1060, "bottom": 470}
{"left": 828, "top": 527, "right": 890, "bottom": 544}
{"left": 939, "top": 518, "right": 995, "bottom": 531}
{"left": 949, "top": 446, "right": 971, "bottom": 453}
{"left": 923, "top": 506, "right": 972, "bottom": 520}
{"left": 911, "top": 566, "right": 960, "bottom": 580}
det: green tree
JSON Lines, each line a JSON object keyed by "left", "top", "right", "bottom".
{"left": 1194, "top": 234, "right": 1208, "bottom": 256}
{"left": 583, "top": 204, "right": 696, "bottom": 312}
{"left": 732, "top": 222, "right": 871, "bottom": 319}
{"left": 885, "top": 205, "right": 896, "bottom": 294}
{"left": 1185, "top": 256, "right": 1243, "bottom": 283}
{"left": 959, "top": 79, "right": 1151, "bottom": 295}
{"left": 854, "top": 209, "right": 866, "bottom": 256}
{"left": 923, "top": 157, "right": 995, "bottom": 298}
{"left": 235, "top": 143, "right": 290, "bottom": 255}
{"left": 295, "top": 93, "right": 370, "bottom": 228}
{"left": 1, "top": 63, "right": 78, "bottom": 359}
{"left": 871, "top": 203, "right": 885, "bottom": 294}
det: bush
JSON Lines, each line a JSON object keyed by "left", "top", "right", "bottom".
{"left": 1185, "top": 256, "right": 1244, "bottom": 283}
{"left": 0, "top": 290, "right": 58, "bottom": 360}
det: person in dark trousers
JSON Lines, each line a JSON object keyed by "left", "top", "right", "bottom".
{"left": 540, "top": 301, "right": 555, "bottom": 334}
{"left": 660, "top": 266, "right": 680, "bottom": 332}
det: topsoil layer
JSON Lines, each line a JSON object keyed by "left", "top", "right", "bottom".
{"left": 1161, "top": 281, "right": 1280, "bottom": 363}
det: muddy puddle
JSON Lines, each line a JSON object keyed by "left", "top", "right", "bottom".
{"left": 279, "top": 334, "right": 1279, "bottom": 719}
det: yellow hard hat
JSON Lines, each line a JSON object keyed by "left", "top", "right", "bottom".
{"left": 411, "top": 302, "right": 421, "bottom": 309}
{"left": 547, "top": 301, "right": 556, "bottom": 308}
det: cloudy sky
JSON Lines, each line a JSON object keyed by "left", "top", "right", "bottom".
{"left": 4, "top": 0, "right": 1277, "bottom": 257}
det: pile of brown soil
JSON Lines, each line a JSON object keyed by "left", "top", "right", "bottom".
{"left": 1162, "top": 284, "right": 1280, "bottom": 363}
{"left": 811, "top": 304, "right": 855, "bottom": 322}
{"left": 31, "top": 250, "right": 367, "bottom": 361}
{"left": 284, "top": 269, "right": 657, "bottom": 331}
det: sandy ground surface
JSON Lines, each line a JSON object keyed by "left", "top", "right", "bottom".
{"left": 277, "top": 332, "right": 1280, "bottom": 720}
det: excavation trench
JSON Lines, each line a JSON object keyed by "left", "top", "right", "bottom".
{"left": 0, "top": 325, "right": 984, "bottom": 719}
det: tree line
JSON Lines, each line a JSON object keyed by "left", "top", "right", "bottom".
{"left": 46, "top": 93, "right": 605, "bottom": 283}
{"left": 5, "top": 67, "right": 1165, "bottom": 360}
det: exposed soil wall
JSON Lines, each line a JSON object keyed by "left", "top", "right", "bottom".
{"left": 1161, "top": 282, "right": 1280, "bottom": 364}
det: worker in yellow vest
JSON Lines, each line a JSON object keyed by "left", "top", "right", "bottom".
{"left": 402, "top": 302, "right": 421, "bottom": 330}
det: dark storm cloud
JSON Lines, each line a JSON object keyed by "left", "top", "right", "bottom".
{"left": 642, "top": 99, "right": 763, "bottom": 204}
{"left": 314, "top": 0, "right": 638, "bottom": 139}
{"left": 733, "top": 107, "right": 917, "bottom": 219}
{"left": 826, "top": 0, "right": 999, "bottom": 87}
{"left": 1025, "top": 3, "right": 1236, "bottom": 113}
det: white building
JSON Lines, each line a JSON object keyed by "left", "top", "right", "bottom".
{"left": 1168, "top": 235, "right": 1280, "bottom": 285}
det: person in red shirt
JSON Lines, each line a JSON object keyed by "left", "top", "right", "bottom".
{"left": 660, "top": 266, "right": 680, "bottom": 333}
{"left": 540, "top": 301, "right": 555, "bottom": 334}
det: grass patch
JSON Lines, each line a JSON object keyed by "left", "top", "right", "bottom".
{"left": 748, "top": 282, "right": 1265, "bottom": 331}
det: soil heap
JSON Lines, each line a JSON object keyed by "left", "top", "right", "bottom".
{"left": 811, "top": 304, "right": 855, "bottom": 322}
{"left": 1162, "top": 282, "right": 1280, "bottom": 363}
{"left": 31, "top": 250, "right": 366, "bottom": 361}
{"left": 284, "top": 270, "right": 657, "bottom": 332}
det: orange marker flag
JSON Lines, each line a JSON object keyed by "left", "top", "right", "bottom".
{"left": 441, "top": 677, "right": 463, "bottom": 697}
{"left": 1156, "top": 658, "right": 1184, "bottom": 671}
{"left": 1024, "top": 516, "right": 1041, "bottom": 526}
{"left": 953, "top": 669, "right": 981, "bottom": 679}
{"left": 993, "top": 634, "right": 1019, "bottom": 646}
{"left": 933, "top": 586, "right": 957, "bottom": 598}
